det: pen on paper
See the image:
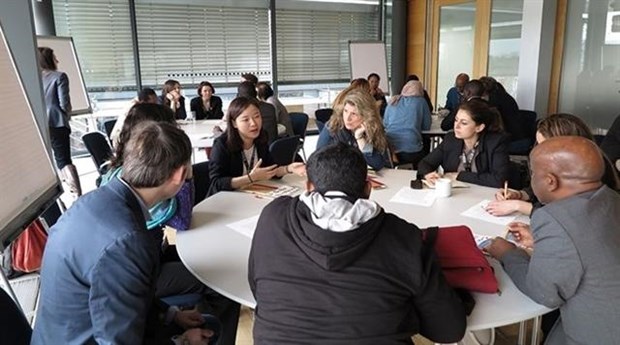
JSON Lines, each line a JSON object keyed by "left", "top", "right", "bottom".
{"left": 503, "top": 181, "right": 508, "bottom": 199}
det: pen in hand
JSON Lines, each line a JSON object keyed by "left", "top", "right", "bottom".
{"left": 503, "top": 181, "right": 508, "bottom": 200}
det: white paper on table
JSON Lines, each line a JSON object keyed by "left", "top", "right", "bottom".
{"left": 389, "top": 187, "right": 436, "bottom": 207}
{"left": 227, "top": 215, "right": 260, "bottom": 239}
{"left": 461, "top": 200, "right": 517, "bottom": 225}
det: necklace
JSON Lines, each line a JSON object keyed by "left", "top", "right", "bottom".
{"left": 242, "top": 145, "right": 257, "bottom": 173}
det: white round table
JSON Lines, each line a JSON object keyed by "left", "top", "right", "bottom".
{"left": 177, "top": 169, "right": 551, "bottom": 337}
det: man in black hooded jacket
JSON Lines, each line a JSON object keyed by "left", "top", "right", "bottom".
{"left": 248, "top": 143, "right": 466, "bottom": 345}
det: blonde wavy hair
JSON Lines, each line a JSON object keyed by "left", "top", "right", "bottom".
{"left": 332, "top": 79, "right": 372, "bottom": 113}
{"left": 327, "top": 90, "right": 388, "bottom": 152}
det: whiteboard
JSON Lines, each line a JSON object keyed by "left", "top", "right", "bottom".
{"left": 0, "top": 25, "right": 62, "bottom": 250}
{"left": 37, "top": 36, "right": 91, "bottom": 115}
{"left": 349, "top": 40, "right": 389, "bottom": 94}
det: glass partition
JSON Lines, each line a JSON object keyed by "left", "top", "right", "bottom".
{"left": 558, "top": 0, "right": 620, "bottom": 130}
{"left": 436, "top": 1, "right": 476, "bottom": 110}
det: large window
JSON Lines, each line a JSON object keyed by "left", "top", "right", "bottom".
{"left": 487, "top": 0, "right": 523, "bottom": 97}
{"left": 53, "top": 0, "right": 136, "bottom": 92}
{"left": 558, "top": 0, "right": 620, "bottom": 130}
{"left": 135, "top": 0, "right": 270, "bottom": 88}
{"left": 52, "top": 0, "right": 387, "bottom": 115}
{"left": 275, "top": 2, "right": 379, "bottom": 83}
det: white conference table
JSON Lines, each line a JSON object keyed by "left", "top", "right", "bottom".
{"left": 177, "top": 169, "right": 551, "bottom": 336}
{"left": 177, "top": 119, "right": 221, "bottom": 148}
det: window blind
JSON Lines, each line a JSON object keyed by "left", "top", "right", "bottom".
{"left": 52, "top": 0, "right": 136, "bottom": 91}
{"left": 276, "top": 9, "right": 379, "bottom": 83}
{"left": 135, "top": 3, "right": 271, "bottom": 88}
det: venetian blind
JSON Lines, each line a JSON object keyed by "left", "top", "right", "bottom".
{"left": 275, "top": 9, "right": 379, "bottom": 83}
{"left": 52, "top": 0, "right": 136, "bottom": 91}
{"left": 135, "top": 3, "right": 271, "bottom": 87}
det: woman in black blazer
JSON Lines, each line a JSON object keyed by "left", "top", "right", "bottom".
{"left": 208, "top": 97, "right": 305, "bottom": 196}
{"left": 418, "top": 100, "right": 510, "bottom": 188}
{"left": 190, "top": 81, "right": 224, "bottom": 120}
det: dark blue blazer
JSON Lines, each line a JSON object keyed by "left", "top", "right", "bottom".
{"left": 32, "top": 178, "right": 163, "bottom": 344}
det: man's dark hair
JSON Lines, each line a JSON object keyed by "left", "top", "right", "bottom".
{"left": 237, "top": 81, "right": 258, "bottom": 99}
{"left": 122, "top": 122, "right": 191, "bottom": 188}
{"left": 256, "top": 82, "right": 274, "bottom": 101}
{"left": 241, "top": 73, "right": 258, "bottom": 85}
{"left": 112, "top": 103, "right": 176, "bottom": 168}
{"left": 137, "top": 88, "right": 157, "bottom": 102}
{"left": 463, "top": 80, "right": 484, "bottom": 99}
{"left": 306, "top": 143, "right": 368, "bottom": 198}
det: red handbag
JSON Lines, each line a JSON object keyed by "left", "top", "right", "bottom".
{"left": 423, "top": 225, "right": 499, "bottom": 293}
{"left": 11, "top": 219, "right": 48, "bottom": 273}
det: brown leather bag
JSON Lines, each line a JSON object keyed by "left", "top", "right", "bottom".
{"left": 12, "top": 219, "right": 48, "bottom": 273}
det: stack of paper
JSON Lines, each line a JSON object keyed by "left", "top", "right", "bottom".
{"left": 227, "top": 215, "right": 260, "bottom": 239}
{"left": 389, "top": 187, "right": 436, "bottom": 207}
{"left": 461, "top": 200, "right": 517, "bottom": 225}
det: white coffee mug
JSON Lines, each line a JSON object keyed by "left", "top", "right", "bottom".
{"left": 435, "top": 178, "right": 452, "bottom": 198}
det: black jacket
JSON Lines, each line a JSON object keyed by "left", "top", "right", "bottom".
{"left": 158, "top": 95, "right": 187, "bottom": 120}
{"left": 488, "top": 91, "right": 525, "bottom": 140}
{"left": 417, "top": 131, "right": 510, "bottom": 188}
{"left": 248, "top": 196, "right": 466, "bottom": 345}
{"left": 189, "top": 95, "right": 224, "bottom": 120}
{"left": 207, "top": 133, "right": 274, "bottom": 196}
{"left": 601, "top": 115, "right": 620, "bottom": 164}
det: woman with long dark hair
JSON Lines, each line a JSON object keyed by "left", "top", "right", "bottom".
{"left": 208, "top": 97, "right": 305, "bottom": 196}
{"left": 417, "top": 100, "right": 510, "bottom": 188}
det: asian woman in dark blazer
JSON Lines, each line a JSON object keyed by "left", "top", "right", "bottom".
{"left": 417, "top": 100, "right": 510, "bottom": 188}
{"left": 190, "top": 81, "right": 224, "bottom": 120}
{"left": 207, "top": 97, "right": 305, "bottom": 196}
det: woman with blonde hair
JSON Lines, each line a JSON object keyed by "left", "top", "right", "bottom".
{"left": 332, "top": 78, "right": 372, "bottom": 112}
{"left": 383, "top": 80, "right": 431, "bottom": 167}
{"left": 317, "top": 90, "right": 389, "bottom": 170}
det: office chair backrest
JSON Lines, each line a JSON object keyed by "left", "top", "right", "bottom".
{"left": 192, "top": 161, "right": 210, "bottom": 206}
{"left": 82, "top": 132, "right": 113, "bottom": 173}
{"left": 510, "top": 110, "right": 538, "bottom": 156}
{"left": 259, "top": 102, "right": 278, "bottom": 144}
{"left": 103, "top": 119, "right": 117, "bottom": 142}
{"left": 315, "top": 108, "right": 333, "bottom": 124}
{"left": 269, "top": 135, "right": 301, "bottom": 166}
{"left": 289, "top": 112, "right": 309, "bottom": 140}
{"left": 0, "top": 287, "right": 31, "bottom": 344}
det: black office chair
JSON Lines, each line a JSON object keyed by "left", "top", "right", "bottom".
{"left": 192, "top": 161, "right": 210, "bottom": 206}
{"left": 315, "top": 108, "right": 333, "bottom": 124}
{"left": 82, "top": 132, "right": 113, "bottom": 176}
{"left": 509, "top": 110, "right": 538, "bottom": 156}
{"left": 0, "top": 288, "right": 32, "bottom": 344}
{"left": 103, "top": 119, "right": 117, "bottom": 144}
{"left": 289, "top": 112, "right": 309, "bottom": 161}
{"left": 269, "top": 135, "right": 301, "bottom": 166}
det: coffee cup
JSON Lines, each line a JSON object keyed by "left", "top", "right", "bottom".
{"left": 435, "top": 178, "right": 452, "bottom": 198}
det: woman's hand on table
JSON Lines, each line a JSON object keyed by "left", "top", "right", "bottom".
{"left": 249, "top": 159, "right": 278, "bottom": 182}
{"left": 485, "top": 199, "right": 522, "bottom": 216}
{"left": 287, "top": 162, "right": 306, "bottom": 176}
{"left": 424, "top": 172, "right": 442, "bottom": 185}
{"left": 495, "top": 188, "right": 523, "bottom": 201}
